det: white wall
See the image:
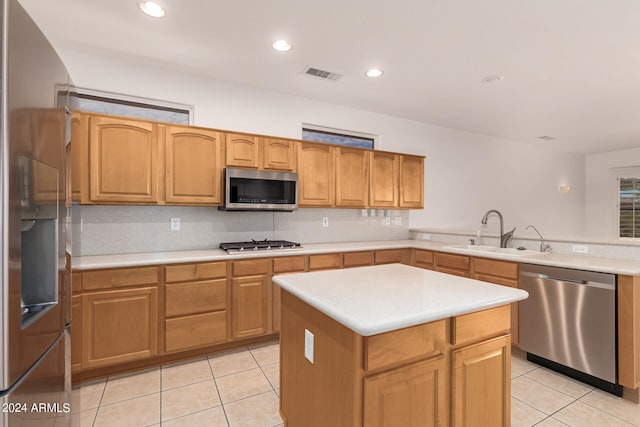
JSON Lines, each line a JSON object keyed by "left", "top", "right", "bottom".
{"left": 60, "top": 48, "right": 587, "bottom": 254}
{"left": 585, "top": 147, "right": 640, "bottom": 240}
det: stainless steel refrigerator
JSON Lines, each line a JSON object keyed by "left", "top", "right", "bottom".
{"left": 1, "top": 0, "right": 71, "bottom": 425}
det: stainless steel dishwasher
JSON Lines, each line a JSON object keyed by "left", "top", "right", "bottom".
{"left": 519, "top": 264, "right": 621, "bottom": 395}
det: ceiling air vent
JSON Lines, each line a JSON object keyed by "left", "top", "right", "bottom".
{"left": 302, "top": 66, "right": 342, "bottom": 81}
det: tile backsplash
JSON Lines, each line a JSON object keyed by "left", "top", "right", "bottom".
{"left": 72, "top": 205, "right": 410, "bottom": 256}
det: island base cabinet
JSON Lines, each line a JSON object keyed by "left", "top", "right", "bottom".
{"left": 452, "top": 335, "right": 511, "bottom": 427}
{"left": 364, "top": 356, "right": 448, "bottom": 427}
{"left": 280, "top": 289, "right": 513, "bottom": 427}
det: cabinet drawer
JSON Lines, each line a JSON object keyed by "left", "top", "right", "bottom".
{"left": 165, "top": 311, "right": 227, "bottom": 353}
{"left": 165, "top": 261, "right": 226, "bottom": 283}
{"left": 232, "top": 258, "right": 270, "bottom": 276}
{"left": 414, "top": 250, "right": 434, "bottom": 265}
{"left": 435, "top": 252, "right": 469, "bottom": 272}
{"left": 165, "top": 279, "right": 226, "bottom": 317}
{"left": 472, "top": 257, "right": 518, "bottom": 280}
{"left": 343, "top": 251, "right": 373, "bottom": 268}
{"left": 452, "top": 305, "right": 510, "bottom": 347}
{"left": 82, "top": 267, "right": 159, "bottom": 291}
{"left": 374, "top": 249, "right": 404, "bottom": 265}
{"left": 473, "top": 273, "right": 518, "bottom": 288}
{"left": 273, "top": 256, "right": 306, "bottom": 274}
{"left": 365, "top": 320, "right": 446, "bottom": 372}
{"left": 309, "top": 253, "right": 341, "bottom": 271}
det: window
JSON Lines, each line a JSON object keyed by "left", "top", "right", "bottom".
{"left": 302, "top": 124, "right": 375, "bottom": 149}
{"left": 62, "top": 87, "right": 193, "bottom": 124}
{"left": 619, "top": 177, "right": 640, "bottom": 238}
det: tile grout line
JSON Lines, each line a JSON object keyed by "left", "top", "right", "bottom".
{"left": 208, "top": 347, "right": 243, "bottom": 427}
{"left": 91, "top": 378, "right": 108, "bottom": 427}
{"left": 574, "top": 390, "right": 640, "bottom": 426}
{"left": 159, "top": 365, "right": 163, "bottom": 427}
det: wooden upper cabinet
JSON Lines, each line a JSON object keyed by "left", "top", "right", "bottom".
{"left": 165, "top": 126, "right": 223, "bottom": 205}
{"left": 370, "top": 151, "right": 399, "bottom": 208}
{"left": 263, "top": 138, "right": 297, "bottom": 171}
{"left": 298, "top": 142, "right": 335, "bottom": 207}
{"left": 70, "top": 112, "right": 88, "bottom": 202}
{"left": 336, "top": 147, "right": 369, "bottom": 207}
{"left": 399, "top": 154, "right": 424, "bottom": 209}
{"left": 89, "top": 116, "right": 160, "bottom": 204}
{"left": 225, "top": 133, "right": 259, "bottom": 169}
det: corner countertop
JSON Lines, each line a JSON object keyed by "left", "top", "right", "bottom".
{"left": 71, "top": 239, "right": 640, "bottom": 275}
{"left": 273, "top": 263, "right": 529, "bottom": 336}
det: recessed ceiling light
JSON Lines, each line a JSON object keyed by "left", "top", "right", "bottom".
{"left": 366, "top": 68, "right": 384, "bottom": 78}
{"left": 272, "top": 40, "right": 292, "bottom": 52}
{"left": 538, "top": 135, "right": 557, "bottom": 140}
{"left": 138, "top": 1, "right": 165, "bottom": 18}
{"left": 482, "top": 74, "right": 504, "bottom": 83}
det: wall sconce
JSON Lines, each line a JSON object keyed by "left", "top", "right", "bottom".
{"left": 558, "top": 184, "right": 572, "bottom": 195}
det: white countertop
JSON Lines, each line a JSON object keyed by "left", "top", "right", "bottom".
{"left": 273, "top": 263, "right": 529, "bottom": 336}
{"left": 72, "top": 239, "right": 640, "bottom": 275}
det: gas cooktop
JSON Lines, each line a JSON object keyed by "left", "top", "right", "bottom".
{"left": 219, "top": 239, "right": 302, "bottom": 254}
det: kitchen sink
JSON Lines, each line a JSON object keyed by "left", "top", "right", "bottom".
{"left": 442, "top": 245, "right": 540, "bottom": 257}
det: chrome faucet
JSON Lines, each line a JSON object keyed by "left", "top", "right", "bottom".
{"left": 526, "top": 225, "right": 551, "bottom": 252}
{"left": 480, "top": 209, "right": 515, "bottom": 248}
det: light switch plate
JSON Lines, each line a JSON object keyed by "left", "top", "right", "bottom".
{"left": 304, "top": 329, "right": 314, "bottom": 364}
{"left": 384, "top": 216, "right": 391, "bottom": 225}
{"left": 322, "top": 217, "right": 329, "bottom": 228}
{"left": 170, "top": 217, "right": 180, "bottom": 231}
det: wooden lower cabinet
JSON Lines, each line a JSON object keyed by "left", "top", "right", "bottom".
{"left": 232, "top": 275, "right": 270, "bottom": 339}
{"left": 471, "top": 257, "right": 520, "bottom": 345}
{"left": 272, "top": 256, "right": 307, "bottom": 332}
{"left": 414, "top": 249, "right": 434, "bottom": 270}
{"left": 281, "top": 290, "right": 511, "bottom": 427}
{"left": 364, "top": 356, "right": 447, "bottom": 427}
{"left": 165, "top": 311, "right": 227, "bottom": 353}
{"left": 71, "top": 295, "right": 82, "bottom": 373}
{"left": 82, "top": 287, "right": 158, "bottom": 369}
{"left": 434, "top": 252, "right": 470, "bottom": 277}
{"left": 452, "top": 335, "right": 511, "bottom": 427}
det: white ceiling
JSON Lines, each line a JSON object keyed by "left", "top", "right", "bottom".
{"left": 19, "top": 0, "right": 640, "bottom": 154}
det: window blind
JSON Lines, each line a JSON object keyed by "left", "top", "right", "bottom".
{"left": 619, "top": 177, "right": 640, "bottom": 238}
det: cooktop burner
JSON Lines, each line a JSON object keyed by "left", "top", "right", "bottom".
{"left": 220, "top": 239, "right": 302, "bottom": 253}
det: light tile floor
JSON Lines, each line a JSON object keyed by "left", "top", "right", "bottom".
{"left": 72, "top": 342, "right": 640, "bottom": 427}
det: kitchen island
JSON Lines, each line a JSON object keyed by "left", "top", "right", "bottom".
{"left": 273, "top": 263, "right": 528, "bottom": 427}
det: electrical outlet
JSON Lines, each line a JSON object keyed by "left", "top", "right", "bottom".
{"left": 322, "top": 217, "right": 329, "bottom": 227}
{"left": 170, "top": 217, "right": 181, "bottom": 231}
{"left": 370, "top": 209, "right": 376, "bottom": 216}
{"left": 394, "top": 216, "right": 402, "bottom": 225}
{"left": 361, "top": 209, "right": 368, "bottom": 217}
{"left": 572, "top": 244, "right": 589, "bottom": 254}
{"left": 421, "top": 233, "right": 431, "bottom": 240}
{"left": 384, "top": 216, "right": 391, "bottom": 225}
{"left": 304, "top": 329, "right": 314, "bottom": 364}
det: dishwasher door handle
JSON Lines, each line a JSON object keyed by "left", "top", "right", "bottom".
{"left": 520, "top": 271, "right": 615, "bottom": 290}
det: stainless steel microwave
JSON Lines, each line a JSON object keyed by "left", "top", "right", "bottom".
{"left": 222, "top": 168, "right": 298, "bottom": 211}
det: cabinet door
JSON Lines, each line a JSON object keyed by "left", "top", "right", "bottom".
{"left": 298, "top": 142, "right": 335, "bottom": 207}
{"left": 232, "top": 275, "right": 270, "bottom": 339}
{"left": 70, "top": 112, "right": 88, "bottom": 202}
{"left": 452, "top": 335, "right": 511, "bottom": 427}
{"left": 399, "top": 155, "right": 424, "bottom": 209}
{"left": 82, "top": 287, "right": 158, "bottom": 369}
{"left": 364, "top": 356, "right": 447, "bottom": 427}
{"left": 89, "top": 116, "right": 160, "bottom": 203}
{"left": 370, "top": 151, "right": 399, "bottom": 208}
{"left": 165, "top": 126, "right": 223, "bottom": 204}
{"left": 71, "top": 295, "right": 82, "bottom": 373}
{"left": 226, "top": 133, "right": 259, "bottom": 168}
{"left": 263, "top": 138, "right": 296, "bottom": 171}
{"left": 336, "top": 147, "right": 369, "bottom": 207}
